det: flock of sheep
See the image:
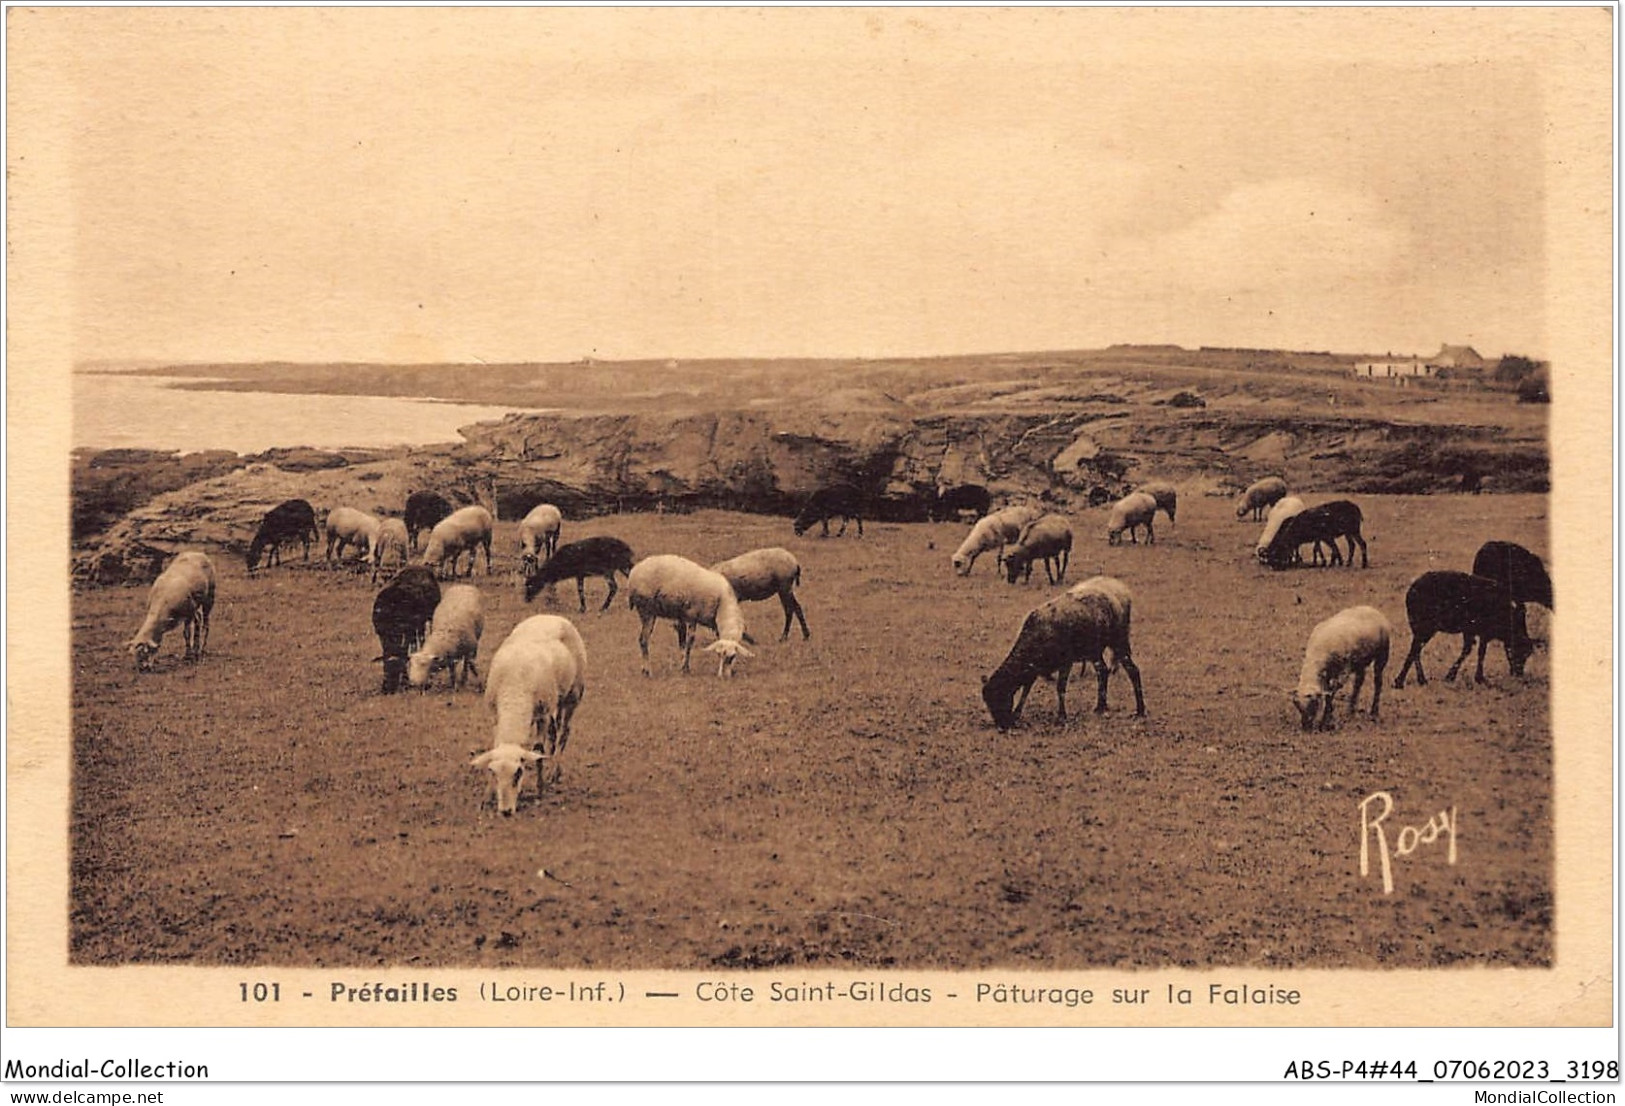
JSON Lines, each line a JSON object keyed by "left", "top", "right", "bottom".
{"left": 122, "top": 475, "right": 1551, "bottom": 814}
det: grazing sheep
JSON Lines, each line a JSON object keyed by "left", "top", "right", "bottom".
{"left": 325, "top": 507, "right": 382, "bottom": 565}
{"left": 1002, "top": 514, "right": 1074, "bottom": 584}
{"left": 369, "top": 517, "right": 411, "bottom": 584}
{"left": 1235, "top": 476, "right": 1289, "bottom": 522}
{"left": 712, "top": 547, "right": 810, "bottom": 641}
{"left": 247, "top": 499, "right": 318, "bottom": 572}
{"left": 1471, "top": 540, "right": 1553, "bottom": 610}
{"left": 1392, "top": 571, "right": 1534, "bottom": 688}
{"left": 517, "top": 503, "right": 563, "bottom": 571}
{"left": 627, "top": 554, "right": 754, "bottom": 676}
{"left": 930, "top": 484, "right": 993, "bottom": 523}
{"left": 1291, "top": 606, "right": 1392, "bottom": 730}
{"left": 421, "top": 505, "right": 494, "bottom": 579}
{"left": 1135, "top": 481, "right": 1179, "bottom": 525}
{"left": 1106, "top": 491, "right": 1158, "bottom": 545}
{"left": 792, "top": 484, "right": 865, "bottom": 538}
{"left": 952, "top": 505, "right": 1039, "bottom": 575}
{"left": 1255, "top": 496, "right": 1308, "bottom": 563}
{"left": 1261, "top": 500, "right": 1368, "bottom": 570}
{"left": 980, "top": 575, "right": 1146, "bottom": 730}
{"left": 406, "top": 584, "right": 485, "bottom": 692}
{"left": 371, "top": 565, "right": 440, "bottom": 694}
{"left": 127, "top": 550, "right": 216, "bottom": 671}
{"left": 472, "top": 617, "right": 588, "bottom": 815}
{"left": 404, "top": 491, "right": 455, "bottom": 552}
{"left": 523, "top": 536, "right": 635, "bottom": 612}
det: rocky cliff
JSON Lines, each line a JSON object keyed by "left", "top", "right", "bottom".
{"left": 72, "top": 394, "right": 1548, "bottom": 584}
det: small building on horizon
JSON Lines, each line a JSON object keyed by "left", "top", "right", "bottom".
{"left": 1351, "top": 344, "right": 1486, "bottom": 384}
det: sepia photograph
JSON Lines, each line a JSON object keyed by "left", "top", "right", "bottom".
{"left": 6, "top": 4, "right": 1613, "bottom": 1064}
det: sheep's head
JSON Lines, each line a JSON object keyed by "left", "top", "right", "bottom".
{"left": 1506, "top": 602, "right": 1534, "bottom": 676}
{"left": 981, "top": 674, "right": 1018, "bottom": 731}
{"left": 1106, "top": 527, "right": 1123, "bottom": 546}
{"left": 128, "top": 640, "right": 157, "bottom": 672}
{"left": 705, "top": 639, "right": 754, "bottom": 677}
{"left": 1290, "top": 690, "right": 1327, "bottom": 731}
{"left": 404, "top": 650, "right": 437, "bottom": 690}
{"left": 951, "top": 553, "right": 971, "bottom": 576}
{"left": 472, "top": 744, "right": 542, "bottom": 816}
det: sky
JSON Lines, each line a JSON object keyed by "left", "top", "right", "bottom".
{"left": 19, "top": 7, "right": 1599, "bottom": 366}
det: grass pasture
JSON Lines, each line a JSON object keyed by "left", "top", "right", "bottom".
{"left": 70, "top": 493, "right": 1551, "bottom": 969}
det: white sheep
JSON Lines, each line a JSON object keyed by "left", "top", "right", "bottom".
{"left": 1236, "top": 476, "right": 1289, "bottom": 521}
{"left": 127, "top": 550, "right": 217, "bottom": 671}
{"left": 325, "top": 506, "right": 382, "bottom": 564}
{"left": 1254, "top": 496, "right": 1307, "bottom": 563}
{"left": 711, "top": 547, "right": 810, "bottom": 641}
{"left": 471, "top": 615, "right": 588, "bottom": 815}
{"left": 627, "top": 554, "right": 754, "bottom": 676}
{"left": 1292, "top": 605, "right": 1392, "bottom": 730}
{"left": 1106, "top": 491, "right": 1159, "bottom": 545}
{"left": 517, "top": 503, "right": 563, "bottom": 571}
{"left": 951, "top": 505, "right": 1039, "bottom": 575}
{"left": 406, "top": 584, "right": 485, "bottom": 691}
{"left": 421, "top": 505, "right": 494, "bottom": 578}
{"left": 370, "top": 517, "right": 411, "bottom": 584}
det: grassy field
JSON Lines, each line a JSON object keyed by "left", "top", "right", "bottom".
{"left": 70, "top": 492, "right": 1551, "bottom": 969}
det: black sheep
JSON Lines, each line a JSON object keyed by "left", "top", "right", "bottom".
{"left": 1471, "top": 540, "right": 1553, "bottom": 610}
{"left": 247, "top": 499, "right": 318, "bottom": 572}
{"left": 1262, "top": 500, "right": 1368, "bottom": 570}
{"left": 1392, "top": 570, "right": 1534, "bottom": 687}
{"left": 792, "top": 484, "right": 865, "bottom": 538}
{"left": 404, "top": 491, "right": 455, "bottom": 552}
{"left": 523, "top": 536, "right": 635, "bottom": 612}
{"left": 929, "top": 484, "right": 993, "bottom": 523}
{"left": 372, "top": 565, "right": 441, "bottom": 694}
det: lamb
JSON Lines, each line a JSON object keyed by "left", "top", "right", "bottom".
{"left": 369, "top": 517, "right": 411, "bottom": 584}
{"left": 371, "top": 565, "right": 440, "bottom": 694}
{"left": 127, "top": 551, "right": 216, "bottom": 671}
{"left": 1235, "top": 476, "right": 1289, "bottom": 521}
{"left": 1002, "top": 514, "right": 1074, "bottom": 584}
{"left": 246, "top": 498, "right": 318, "bottom": 572}
{"left": 517, "top": 503, "right": 563, "bottom": 572}
{"left": 1260, "top": 500, "right": 1368, "bottom": 570}
{"left": 1134, "top": 481, "right": 1179, "bottom": 526}
{"left": 421, "top": 505, "right": 494, "bottom": 579}
{"left": 627, "top": 554, "right": 755, "bottom": 676}
{"left": 792, "top": 484, "right": 864, "bottom": 538}
{"left": 980, "top": 575, "right": 1146, "bottom": 730}
{"left": 523, "top": 536, "right": 635, "bottom": 612}
{"left": 1254, "top": 496, "right": 1307, "bottom": 563}
{"left": 1106, "top": 491, "right": 1158, "bottom": 545}
{"left": 404, "top": 491, "right": 455, "bottom": 551}
{"left": 711, "top": 546, "right": 810, "bottom": 641}
{"left": 952, "top": 505, "right": 1039, "bottom": 575}
{"left": 471, "top": 615, "right": 588, "bottom": 815}
{"left": 324, "top": 506, "right": 382, "bottom": 565}
{"left": 406, "top": 584, "right": 485, "bottom": 692}
{"left": 1291, "top": 606, "right": 1392, "bottom": 730}
{"left": 1392, "top": 571, "right": 1534, "bottom": 688}
{"left": 1471, "top": 540, "right": 1553, "bottom": 611}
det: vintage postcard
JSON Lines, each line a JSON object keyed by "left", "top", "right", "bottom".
{"left": 5, "top": 5, "right": 1614, "bottom": 1081}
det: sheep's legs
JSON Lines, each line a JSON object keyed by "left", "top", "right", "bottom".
{"left": 598, "top": 572, "right": 618, "bottom": 613}
{"left": 1393, "top": 633, "right": 1431, "bottom": 687}
{"left": 637, "top": 613, "right": 657, "bottom": 676}
{"left": 576, "top": 577, "right": 589, "bottom": 613}
{"left": 778, "top": 592, "right": 810, "bottom": 641}
{"left": 1443, "top": 634, "right": 1476, "bottom": 682}
{"left": 1115, "top": 653, "right": 1147, "bottom": 716}
{"left": 678, "top": 620, "right": 695, "bottom": 673}
{"left": 1054, "top": 663, "right": 1073, "bottom": 720}
{"left": 1368, "top": 650, "right": 1387, "bottom": 718}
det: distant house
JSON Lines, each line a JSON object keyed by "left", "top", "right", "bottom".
{"left": 1351, "top": 344, "right": 1485, "bottom": 385}
{"left": 1426, "top": 344, "right": 1486, "bottom": 371}
{"left": 1352, "top": 354, "right": 1435, "bottom": 382}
